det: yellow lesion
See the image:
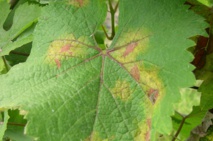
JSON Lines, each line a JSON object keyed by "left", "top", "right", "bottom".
{"left": 84, "top": 132, "right": 114, "bottom": 141}
{"left": 125, "top": 62, "right": 164, "bottom": 105}
{"left": 110, "top": 28, "right": 151, "bottom": 63}
{"left": 45, "top": 34, "right": 89, "bottom": 66}
{"left": 110, "top": 80, "right": 132, "bottom": 101}
{"left": 67, "top": 0, "right": 89, "bottom": 7}
{"left": 133, "top": 118, "right": 152, "bottom": 141}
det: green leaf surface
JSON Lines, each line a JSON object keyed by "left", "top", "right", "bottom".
{"left": 5, "top": 43, "right": 31, "bottom": 66}
{"left": 188, "top": 0, "right": 213, "bottom": 7}
{"left": 0, "top": 0, "right": 10, "bottom": 26}
{"left": 0, "top": 111, "right": 9, "bottom": 141}
{"left": 198, "top": 74, "right": 213, "bottom": 110}
{"left": 4, "top": 110, "right": 33, "bottom": 141}
{"left": 187, "top": 0, "right": 213, "bottom": 25}
{"left": 0, "top": 0, "right": 40, "bottom": 56}
{"left": 172, "top": 109, "right": 207, "bottom": 140}
{"left": 0, "top": 0, "right": 207, "bottom": 140}
{"left": 0, "top": 58, "right": 7, "bottom": 74}
{"left": 197, "top": 0, "right": 213, "bottom": 7}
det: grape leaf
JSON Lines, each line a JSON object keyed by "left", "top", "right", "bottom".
{"left": 0, "top": 58, "right": 7, "bottom": 74}
{"left": 0, "top": 111, "right": 9, "bottom": 140}
{"left": 0, "top": 1, "right": 10, "bottom": 26}
{"left": 0, "top": 0, "right": 207, "bottom": 140}
{"left": 0, "top": 0, "right": 41, "bottom": 56}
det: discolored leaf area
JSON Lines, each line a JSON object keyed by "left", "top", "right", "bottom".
{"left": 0, "top": 0, "right": 207, "bottom": 140}
{"left": 0, "top": 0, "right": 41, "bottom": 56}
{"left": 174, "top": 87, "right": 201, "bottom": 116}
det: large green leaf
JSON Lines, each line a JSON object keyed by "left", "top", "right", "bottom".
{"left": 0, "top": 0, "right": 207, "bottom": 140}
{"left": 0, "top": 0, "right": 41, "bottom": 56}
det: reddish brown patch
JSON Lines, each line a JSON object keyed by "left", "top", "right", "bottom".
{"left": 60, "top": 44, "right": 71, "bottom": 53}
{"left": 148, "top": 89, "right": 159, "bottom": 104}
{"left": 130, "top": 65, "right": 140, "bottom": 81}
{"left": 55, "top": 59, "right": 61, "bottom": 69}
{"left": 123, "top": 42, "right": 138, "bottom": 57}
{"left": 145, "top": 119, "right": 151, "bottom": 141}
{"left": 76, "top": 0, "right": 84, "bottom": 6}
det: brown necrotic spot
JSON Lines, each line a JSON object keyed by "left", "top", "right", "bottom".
{"left": 145, "top": 119, "right": 151, "bottom": 141}
{"left": 148, "top": 89, "right": 159, "bottom": 104}
{"left": 110, "top": 28, "right": 151, "bottom": 64}
{"left": 60, "top": 44, "right": 72, "bottom": 53}
{"left": 76, "top": 0, "right": 83, "bottom": 6}
{"left": 123, "top": 42, "right": 138, "bottom": 57}
{"left": 134, "top": 117, "right": 153, "bottom": 141}
{"left": 54, "top": 59, "right": 61, "bottom": 69}
{"left": 130, "top": 65, "right": 140, "bottom": 82}
{"left": 125, "top": 62, "right": 164, "bottom": 105}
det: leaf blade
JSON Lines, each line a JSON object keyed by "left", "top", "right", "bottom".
{"left": 0, "top": 0, "right": 208, "bottom": 140}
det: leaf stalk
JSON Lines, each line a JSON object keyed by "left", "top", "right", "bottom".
{"left": 7, "top": 122, "right": 26, "bottom": 127}
{"left": 171, "top": 113, "right": 188, "bottom": 141}
{"left": 10, "top": 51, "right": 30, "bottom": 57}
{"left": 2, "top": 56, "right": 10, "bottom": 72}
{"left": 102, "top": 0, "right": 119, "bottom": 40}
